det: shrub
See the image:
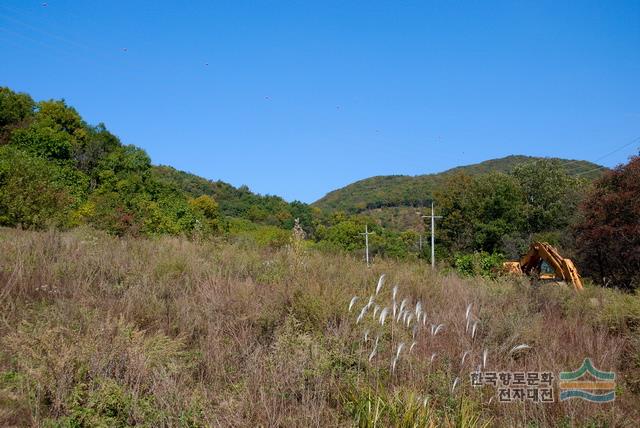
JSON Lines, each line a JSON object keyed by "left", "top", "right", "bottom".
{"left": 0, "top": 146, "right": 77, "bottom": 228}
{"left": 454, "top": 252, "right": 505, "bottom": 279}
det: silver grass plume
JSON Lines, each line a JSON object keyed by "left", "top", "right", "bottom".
{"left": 396, "top": 342, "right": 405, "bottom": 360}
{"left": 471, "top": 321, "right": 478, "bottom": 339}
{"left": 369, "top": 337, "right": 379, "bottom": 362}
{"left": 356, "top": 305, "right": 368, "bottom": 324}
{"left": 349, "top": 296, "right": 359, "bottom": 312}
{"left": 431, "top": 323, "right": 444, "bottom": 336}
{"left": 452, "top": 377, "right": 460, "bottom": 393}
{"left": 379, "top": 307, "right": 389, "bottom": 326}
{"left": 399, "top": 298, "right": 408, "bottom": 315}
{"left": 406, "top": 313, "right": 414, "bottom": 328}
{"left": 509, "top": 344, "right": 531, "bottom": 354}
{"left": 376, "top": 274, "right": 386, "bottom": 295}
{"left": 368, "top": 347, "right": 377, "bottom": 362}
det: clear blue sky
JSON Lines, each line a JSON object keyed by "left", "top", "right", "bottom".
{"left": 1, "top": 1, "right": 639, "bottom": 202}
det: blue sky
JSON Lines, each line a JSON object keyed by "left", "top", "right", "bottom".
{"left": 1, "top": 1, "right": 639, "bottom": 202}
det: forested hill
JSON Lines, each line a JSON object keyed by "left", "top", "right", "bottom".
{"left": 0, "top": 86, "right": 313, "bottom": 235}
{"left": 313, "top": 155, "right": 605, "bottom": 213}
{"left": 152, "top": 165, "right": 312, "bottom": 224}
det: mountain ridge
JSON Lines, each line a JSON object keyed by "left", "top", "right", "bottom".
{"left": 313, "top": 155, "right": 606, "bottom": 213}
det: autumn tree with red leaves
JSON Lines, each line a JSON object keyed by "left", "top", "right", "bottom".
{"left": 573, "top": 155, "right": 640, "bottom": 290}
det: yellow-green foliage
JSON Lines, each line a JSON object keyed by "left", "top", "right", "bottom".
{"left": 227, "top": 217, "right": 291, "bottom": 248}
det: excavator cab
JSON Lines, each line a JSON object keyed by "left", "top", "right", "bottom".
{"left": 504, "top": 242, "right": 584, "bottom": 291}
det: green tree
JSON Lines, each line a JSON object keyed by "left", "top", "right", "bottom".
{"left": 74, "top": 124, "right": 122, "bottom": 175}
{"left": 189, "top": 195, "right": 221, "bottom": 233}
{"left": 512, "top": 159, "right": 585, "bottom": 234}
{"left": 36, "top": 100, "right": 87, "bottom": 140}
{"left": 436, "top": 172, "right": 524, "bottom": 254}
{"left": 10, "top": 125, "right": 74, "bottom": 161}
{"left": 435, "top": 173, "right": 476, "bottom": 253}
{"left": 9, "top": 99, "right": 89, "bottom": 164}
{"left": 0, "top": 87, "right": 35, "bottom": 144}
{"left": 315, "top": 220, "right": 364, "bottom": 251}
{"left": 0, "top": 146, "right": 74, "bottom": 228}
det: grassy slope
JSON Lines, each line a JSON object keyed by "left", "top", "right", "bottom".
{"left": 1, "top": 228, "right": 639, "bottom": 426}
{"left": 314, "top": 155, "right": 605, "bottom": 213}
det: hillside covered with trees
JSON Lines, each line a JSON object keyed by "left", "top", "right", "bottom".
{"left": 0, "top": 87, "right": 315, "bottom": 238}
{"left": 313, "top": 155, "right": 605, "bottom": 213}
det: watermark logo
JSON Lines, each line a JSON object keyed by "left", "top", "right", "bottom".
{"left": 559, "top": 358, "right": 616, "bottom": 403}
{"left": 471, "top": 371, "right": 554, "bottom": 403}
{"left": 470, "top": 358, "right": 616, "bottom": 403}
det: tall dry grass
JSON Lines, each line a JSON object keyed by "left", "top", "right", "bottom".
{"left": 0, "top": 227, "right": 639, "bottom": 427}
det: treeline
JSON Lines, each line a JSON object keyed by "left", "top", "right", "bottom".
{"left": 1, "top": 87, "right": 637, "bottom": 288}
{"left": 0, "top": 87, "right": 315, "bottom": 237}
{"left": 311, "top": 160, "right": 587, "bottom": 261}
{"left": 152, "top": 165, "right": 316, "bottom": 231}
{"left": 298, "top": 156, "right": 639, "bottom": 290}
{"left": 429, "top": 157, "right": 639, "bottom": 289}
{"left": 313, "top": 155, "right": 605, "bottom": 213}
{"left": 436, "top": 160, "right": 586, "bottom": 258}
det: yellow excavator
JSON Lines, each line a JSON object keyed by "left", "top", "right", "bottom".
{"left": 504, "top": 242, "right": 584, "bottom": 291}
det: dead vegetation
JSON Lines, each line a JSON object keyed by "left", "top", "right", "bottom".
{"left": 0, "top": 227, "right": 639, "bottom": 427}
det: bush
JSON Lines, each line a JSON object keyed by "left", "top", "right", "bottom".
{"left": 227, "top": 217, "right": 290, "bottom": 248}
{"left": 0, "top": 146, "right": 77, "bottom": 228}
{"left": 454, "top": 251, "right": 505, "bottom": 279}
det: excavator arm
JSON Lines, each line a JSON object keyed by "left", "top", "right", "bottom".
{"left": 505, "top": 242, "right": 584, "bottom": 291}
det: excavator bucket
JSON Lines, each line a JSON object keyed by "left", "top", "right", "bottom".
{"left": 503, "top": 261, "right": 523, "bottom": 275}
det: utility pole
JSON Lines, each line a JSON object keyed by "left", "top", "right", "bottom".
{"left": 360, "top": 225, "right": 375, "bottom": 267}
{"left": 421, "top": 201, "right": 443, "bottom": 269}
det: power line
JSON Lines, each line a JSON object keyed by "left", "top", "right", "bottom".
{"left": 561, "top": 136, "right": 640, "bottom": 172}
{"left": 574, "top": 165, "right": 610, "bottom": 177}
{"left": 571, "top": 138, "right": 640, "bottom": 178}
{"left": 586, "top": 136, "right": 640, "bottom": 164}
{"left": 0, "top": 5, "right": 147, "bottom": 74}
{"left": 0, "top": 9, "right": 90, "bottom": 51}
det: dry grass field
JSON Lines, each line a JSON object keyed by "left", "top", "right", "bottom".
{"left": 1, "top": 227, "right": 639, "bottom": 427}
